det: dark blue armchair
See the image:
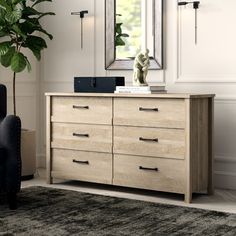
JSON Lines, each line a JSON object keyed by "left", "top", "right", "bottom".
{"left": 0, "top": 84, "right": 21, "bottom": 209}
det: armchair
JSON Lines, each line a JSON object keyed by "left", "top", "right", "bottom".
{"left": 0, "top": 84, "right": 21, "bottom": 209}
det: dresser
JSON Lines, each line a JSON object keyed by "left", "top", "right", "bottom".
{"left": 46, "top": 93, "right": 215, "bottom": 203}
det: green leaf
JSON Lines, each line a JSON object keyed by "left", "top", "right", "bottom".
{"left": 116, "top": 23, "right": 122, "bottom": 35}
{"left": 5, "top": 9, "right": 22, "bottom": 24}
{"left": 0, "top": 32, "right": 7, "bottom": 37}
{"left": 19, "top": 18, "right": 53, "bottom": 40}
{"left": 31, "top": 0, "right": 52, "bottom": 8}
{"left": 29, "top": 47, "right": 40, "bottom": 60}
{"left": 22, "top": 7, "right": 55, "bottom": 21}
{"left": 25, "top": 35, "right": 47, "bottom": 50}
{"left": 0, "top": 41, "right": 12, "bottom": 55}
{"left": 36, "top": 27, "right": 53, "bottom": 40}
{"left": 0, "top": 0, "right": 9, "bottom": 10}
{"left": 0, "top": 9, "right": 6, "bottom": 25}
{"left": 18, "top": 0, "right": 26, "bottom": 8}
{"left": 38, "top": 11, "right": 55, "bottom": 19}
{"left": 120, "top": 33, "right": 129, "bottom": 37}
{"left": 0, "top": 0, "right": 54, "bottom": 66}
{"left": 0, "top": 46, "right": 15, "bottom": 67}
{"left": 12, "top": 0, "right": 24, "bottom": 4}
{"left": 12, "top": 24, "right": 27, "bottom": 39}
{"left": 115, "top": 37, "right": 125, "bottom": 46}
{"left": 20, "top": 19, "right": 37, "bottom": 34}
{"left": 0, "top": 30, "right": 8, "bottom": 37}
{"left": 11, "top": 51, "right": 26, "bottom": 72}
{"left": 24, "top": 35, "right": 47, "bottom": 60}
{"left": 22, "top": 7, "right": 41, "bottom": 17}
{"left": 25, "top": 56, "right": 31, "bottom": 72}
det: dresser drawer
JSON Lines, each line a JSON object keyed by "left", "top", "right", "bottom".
{"left": 52, "top": 149, "right": 112, "bottom": 184}
{"left": 114, "top": 98, "right": 185, "bottom": 128}
{"left": 113, "top": 154, "right": 185, "bottom": 193}
{"left": 51, "top": 123, "right": 112, "bottom": 153}
{"left": 51, "top": 97, "right": 112, "bottom": 124}
{"left": 114, "top": 126, "right": 185, "bottom": 159}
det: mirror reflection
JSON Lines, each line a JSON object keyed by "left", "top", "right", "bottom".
{"left": 105, "top": 0, "right": 162, "bottom": 70}
{"left": 115, "top": 0, "right": 154, "bottom": 60}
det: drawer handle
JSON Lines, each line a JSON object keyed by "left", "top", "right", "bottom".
{"left": 139, "top": 137, "right": 159, "bottom": 142}
{"left": 139, "top": 107, "right": 159, "bottom": 112}
{"left": 73, "top": 160, "right": 89, "bottom": 165}
{"left": 73, "top": 133, "right": 89, "bottom": 138}
{"left": 73, "top": 105, "right": 89, "bottom": 109}
{"left": 139, "top": 166, "right": 159, "bottom": 172}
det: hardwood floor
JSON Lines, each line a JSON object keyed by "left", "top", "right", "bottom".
{"left": 22, "top": 168, "right": 236, "bottom": 214}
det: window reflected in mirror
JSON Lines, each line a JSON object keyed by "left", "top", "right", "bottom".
{"left": 115, "top": 0, "right": 154, "bottom": 60}
{"left": 105, "top": 0, "right": 162, "bottom": 70}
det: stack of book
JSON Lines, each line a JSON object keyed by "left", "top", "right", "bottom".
{"left": 115, "top": 86, "right": 167, "bottom": 94}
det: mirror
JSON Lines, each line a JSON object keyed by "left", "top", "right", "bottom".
{"left": 105, "top": 0, "right": 163, "bottom": 70}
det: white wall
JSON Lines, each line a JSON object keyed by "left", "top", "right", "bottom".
{"left": 38, "top": 0, "right": 236, "bottom": 190}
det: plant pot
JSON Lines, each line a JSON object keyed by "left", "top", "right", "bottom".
{"left": 21, "top": 129, "right": 36, "bottom": 180}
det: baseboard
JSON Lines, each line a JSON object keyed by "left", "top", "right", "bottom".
{"left": 215, "top": 155, "right": 236, "bottom": 163}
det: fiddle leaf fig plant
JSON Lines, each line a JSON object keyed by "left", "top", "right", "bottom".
{"left": 0, "top": 0, "right": 55, "bottom": 115}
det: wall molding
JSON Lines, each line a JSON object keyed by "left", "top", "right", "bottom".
{"left": 215, "top": 96, "right": 236, "bottom": 104}
{"left": 37, "top": 153, "right": 46, "bottom": 168}
{"left": 44, "top": 80, "right": 72, "bottom": 83}
{"left": 0, "top": 80, "right": 36, "bottom": 84}
{"left": 174, "top": 6, "right": 236, "bottom": 84}
{"left": 7, "top": 95, "right": 36, "bottom": 98}
{"left": 214, "top": 171, "right": 236, "bottom": 190}
{"left": 215, "top": 170, "right": 236, "bottom": 177}
{"left": 175, "top": 76, "right": 236, "bottom": 84}
{"left": 214, "top": 155, "right": 236, "bottom": 190}
{"left": 215, "top": 155, "right": 236, "bottom": 164}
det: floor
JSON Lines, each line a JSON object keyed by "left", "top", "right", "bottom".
{"left": 22, "top": 168, "right": 236, "bottom": 214}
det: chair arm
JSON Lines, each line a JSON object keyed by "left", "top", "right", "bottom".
{"left": 0, "top": 115, "right": 21, "bottom": 192}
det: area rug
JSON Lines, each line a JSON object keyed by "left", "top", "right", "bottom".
{"left": 0, "top": 187, "right": 236, "bottom": 236}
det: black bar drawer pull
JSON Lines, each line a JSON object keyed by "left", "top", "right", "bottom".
{"left": 139, "top": 137, "right": 158, "bottom": 142}
{"left": 139, "top": 166, "right": 158, "bottom": 172}
{"left": 73, "top": 133, "right": 89, "bottom": 138}
{"left": 73, "top": 105, "right": 89, "bottom": 109}
{"left": 139, "top": 107, "right": 159, "bottom": 112}
{"left": 73, "top": 160, "right": 89, "bottom": 165}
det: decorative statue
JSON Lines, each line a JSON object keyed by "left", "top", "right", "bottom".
{"left": 133, "top": 49, "right": 150, "bottom": 86}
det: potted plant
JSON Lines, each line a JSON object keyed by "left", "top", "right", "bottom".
{"left": 0, "top": 0, "right": 55, "bottom": 179}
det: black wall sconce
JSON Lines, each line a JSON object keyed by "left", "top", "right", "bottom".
{"left": 71, "top": 10, "right": 89, "bottom": 49}
{"left": 178, "top": 1, "right": 200, "bottom": 45}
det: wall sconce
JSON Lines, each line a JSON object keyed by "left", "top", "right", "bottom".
{"left": 71, "top": 10, "right": 89, "bottom": 49}
{"left": 178, "top": 1, "right": 200, "bottom": 45}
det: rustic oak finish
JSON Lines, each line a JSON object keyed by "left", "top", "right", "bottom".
{"left": 113, "top": 154, "right": 185, "bottom": 193}
{"left": 114, "top": 98, "right": 186, "bottom": 128}
{"left": 52, "top": 149, "right": 112, "bottom": 184}
{"left": 46, "top": 93, "right": 215, "bottom": 203}
{"left": 114, "top": 126, "right": 185, "bottom": 159}
{"left": 52, "top": 96, "right": 112, "bottom": 125}
{"left": 51, "top": 123, "right": 112, "bottom": 153}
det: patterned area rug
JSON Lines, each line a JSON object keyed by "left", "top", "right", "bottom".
{"left": 0, "top": 186, "right": 236, "bottom": 236}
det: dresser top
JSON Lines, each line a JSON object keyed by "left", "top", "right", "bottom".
{"left": 45, "top": 92, "right": 215, "bottom": 99}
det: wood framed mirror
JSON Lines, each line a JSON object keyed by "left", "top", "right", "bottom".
{"left": 105, "top": 0, "right": 163, "bottom": 70}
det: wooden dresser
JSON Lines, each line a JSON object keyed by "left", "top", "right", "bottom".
{"left": 46, "top": 93, "right": 215, "bottom": 203}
